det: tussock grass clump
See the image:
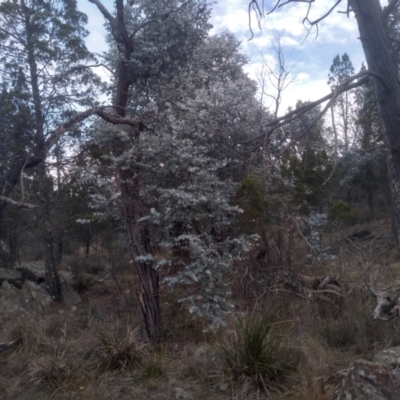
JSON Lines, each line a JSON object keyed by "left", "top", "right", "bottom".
{"left": 96, "top": 324, "right": 148, "bottom": 371}
{"left": 142, "top": 353, "right": 164, "bottom": 380}
{"left": 217, "top": 314, "right": 295, "bottom": 390}
{"left": 26, "top": 344, "right": 78, "bottom": 389}
{"left": 73, "top": 273, "right": 95, "bottom": 294}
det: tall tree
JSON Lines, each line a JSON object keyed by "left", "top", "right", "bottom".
{"left": 249, "top": 0, "right": 400, "bottom": 242}
{"left": 0, "top": 0, "right": 97, "bottom": 294}
{"left": 87, "top": 0, "right": 211, "bottom": 341}
{"left": 328, "top": 53, "right": 356, "bottom": 153}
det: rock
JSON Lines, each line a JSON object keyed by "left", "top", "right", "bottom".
{"left": 16, "top": 264, "right": 45, "bottom": 284}
{"left": 0, "top": 281, "right": 22, "bottom": 312}
{"left": 0, "top": 268, "right": 23, "bottom": 288}
{"left": 58, "top": 270, "right": 74, "bottom": 285}
{"left": 332, "top": 359, "right": 400, "bottom": 400}
{"left": 0, "top": 263, "right": 81, "bottom": 312}
{"left": 20, "top": 280, "right": 53, "bottom": 311}
{"left": 374, "top": 346, "right": 400, "bottom": 368}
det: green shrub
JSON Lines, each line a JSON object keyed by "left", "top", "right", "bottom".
{"left": 328, "top": 200, "right": 358, "bottom": 224}
{"left": 73, "top": 273, "right": 95, "bottom": 294}
{"left": 216, "top": 314, "right": 295, "bottom": 389}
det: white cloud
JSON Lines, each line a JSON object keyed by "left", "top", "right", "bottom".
{"left": 210, "top": 0, "right": 365, "bottom": 113}
{"left": 77, "top": 0, "right": 366, "bottom": 114}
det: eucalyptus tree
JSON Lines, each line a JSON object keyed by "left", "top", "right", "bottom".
{"left": 0, "top": 0, "right": 98, "bottom": 295}
{"left": 87, "top": 0, "right": 212, "bottom": 341}
{"left": 281, "top": 101, "right": 330, "bottom": 212}
{"left": 134, "top": 33, "right": 262, "bottom": 329}
{"left": 85, "top": 16, "right": 264, "bottom": 331}
{"left": 345, "top": 68, "right": 388, "bottom": 219}
{"left": 328, "top": 53, "right": 356, "bottom": 153}
{"left": 0, "top": 75, "right": 34, "bottom": 265}
{"left": 248, "top": 0, "right": 400, "bottom": 243}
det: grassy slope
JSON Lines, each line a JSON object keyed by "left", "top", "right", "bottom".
{"left": 2, "top": 218, "right": 400, "bottom": 399}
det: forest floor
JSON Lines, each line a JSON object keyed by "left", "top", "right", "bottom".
{"left": 1, "top": 218, "right": 400, "bottom": 399}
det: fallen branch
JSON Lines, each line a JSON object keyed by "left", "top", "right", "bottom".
{"left": 0, "top": 338, "right": 22, "bottom": 353}
{"left": 0, "top": 196, "right": 37, "bottom": 209}
{"left": 365, "top": 280, "right": 400, "bottom": 320}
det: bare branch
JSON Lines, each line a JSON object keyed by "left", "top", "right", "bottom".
{"left": 24, "top": 107, "right": 149, "bottom": 170}
{"left": 87, "top": 0, "right": 119, "bottom": 42}
{"left": 249, "top": 1, "right": 343, "bottom": 39}
{"left": 382, "top": 0, "right": 400, "bottom": 21}
{"left": 0, "top": 195, "right": 37, "bottom": 209}
{"left": 240, "top": 70, "right": 371, "bottom": 151}
{"left": 365, "top": 280, "right": 400, "bottom": 320}
{"left": 303, "top": 0, "right": 341, "bottom": 29}
{"left": 248, "top": 0, "right": 263, "bottom": 40}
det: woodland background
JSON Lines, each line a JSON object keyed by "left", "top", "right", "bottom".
{"left": 1, "top": 0, "right": 400, "bottom": 399}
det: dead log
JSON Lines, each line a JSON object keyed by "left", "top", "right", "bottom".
{"left": 365, "top": 280, "right": 400, "bottom": 321}
{"left": 278, "top": 270, "right": 344, "bottom": 304}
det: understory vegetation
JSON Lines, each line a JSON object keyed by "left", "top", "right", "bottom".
{"left": 1, "top": 219, "right": 400, "bottom": 399}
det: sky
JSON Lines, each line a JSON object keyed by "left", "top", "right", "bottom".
{"left": 77, "top": 0, "right": 369, "bottom": 115}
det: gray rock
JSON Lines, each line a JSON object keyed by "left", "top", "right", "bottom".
{"left": 374, "top": 346, "right": 400, "bottom": 368}
{"left": 58, "top": 270, "right": 74, "bottom": 285}
{"left": 0, "top": 268, "right": 23, "bottom": 288}
{"left": 17, "top": 263, "right": 45, "bottom": 282}
{"left": 18, "top": 264, "right": 81, "bottom": 305}
{"left": 0, "top": 264, "right": 81, "bottom": 313}
{"left": 332, "top": 359, "right": 400, "bottom": 400}
{"left": 20, "top": 280, "right": 53, "bottom": 311}
{"left": 0, "top": 281, "right": 22, "bottom": 312}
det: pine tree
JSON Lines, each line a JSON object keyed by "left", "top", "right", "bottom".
{"left": 328, "top": 53, "right": 356, "bottom": 152}
{"left": 0, "top": 0, "right": 97, "bottom": 296}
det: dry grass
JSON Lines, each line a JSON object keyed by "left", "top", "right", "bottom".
{"left": 3, "top": 220, "right": 400, "bottom": 399}
{"left": 95, "top": 323, "right": 148, "bottom": 372}
{"left": 216, "top": 313, "right": 296, "bottom": 393}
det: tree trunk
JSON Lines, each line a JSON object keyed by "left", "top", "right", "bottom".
{"left": 118, "top": 166, "right": 164, "bottom": 342}
{"left": 8, "top": 230, "right": 18, "bottom": 268}
{"left": 388, "top": 152, "right": 400, "bottom": 242}
{"left": 88, "top": 0, "right": 164, "bottom": 341}
{"left": 37, "top": 164, "right": 61, "bottom": 301}
{"left": 350, "top": 0, "right": 400, "bottom": 240}
{"left": 85, "top": 233, "right": 91, "bottom": 257}
{"left": 54, "top": 230, "right": 63, "bottom": 263}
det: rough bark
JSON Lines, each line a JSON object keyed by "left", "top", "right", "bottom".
{"left": 350, "top": 0, "right": 400, "bottom": 239}
{"left": 387, "top": 152, "right": 400, "bottom": 242}
{"left": 118, "top": 166, "right": 164, "bottom": 341}
{"left": 89, "top": 0, "right": 164, "bottom": 341}
{"left": 37, "top": 164, "right": 61, "bottom": 301}
{"left": 24, "top": 2, "right": 60, "bottom": 301}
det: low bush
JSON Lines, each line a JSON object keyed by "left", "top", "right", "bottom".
{"left": 73, "top": 273, "right": 95, "bottom": 294}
